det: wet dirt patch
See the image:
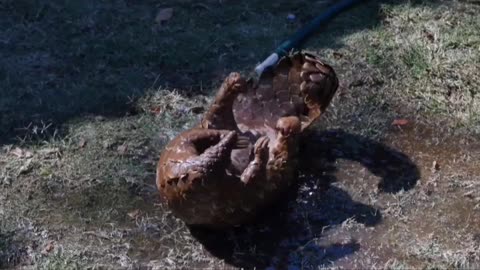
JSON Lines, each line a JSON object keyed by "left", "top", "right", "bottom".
{"left": 2, "top": 120, "right": 478, "bottom": 269}
{"left": 313, "top": 125, "right": 480, "bottom": 269}
{"left": 163, "top": 124, "right": 479, "bottom": 269}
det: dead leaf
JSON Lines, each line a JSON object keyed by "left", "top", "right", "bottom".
{"left": 333, "top": 51, "right": 344, "bottom": 59}
{"left": 103, "top": 140, "right": 114, "bottom": 149}
{"left": 10, "top": 147, "right": 25, "bottom": 158}
{"left": 150, "top": 107, "right": 162, "bottom": 115}
{"left": 190, "top": 106, "right": 204, "bottom": 114}
{"left": 224, "top": 42, "right": 235, "bottom": 49}
{"left": 127, "top": 209, "right": 141, "bottom": 219}
{"left": 192, "top": 3, "right": 211, "bottom": 10}
{"left": 41, "top": 241, "right": 55, "bottom": 255}
{"left": 24, "top": 151, "right": 33, "bottom": 158}
{"left": 463, "top": 190, "right": 474, "bottom": 199}
{"left": 392, "top": 119, "right": 409, "bottom": 126}
{"left": 423, "top": 30, "right": 435, "bottom": 42}
{"left": 38, "top": 148, "right": 60, "bottom": 155}
{"left": 423, "top": 177, "right": 437, "bottom": 196}
{"left": 79, "top": 138, "right": 87, "bottom": 148}
{"left": 432, "top": 160, "right": 440, "bottom": 171}
{"left": 155, "top": 8, "right": 173, "bottom": 24}
{"left": 11, "top": 148, "right": 33, "bottom": 159}
{"left": 94, "top": 116, "right": 106, "bottom": 122}
{"left": 18, "top": 159, "right": 33, "bottom": 175}
{"left": 349, "top": 79, "right": 365, "bottom": 87}
{"left": 2, "top": 176, "right": 12, "bottom": 186}
{"left": 117, "top": 144, "right": 128, "bottom": 155}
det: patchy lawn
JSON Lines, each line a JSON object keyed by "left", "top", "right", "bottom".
{"left": 1, "top": 0, "right": 479, "bottom": 269}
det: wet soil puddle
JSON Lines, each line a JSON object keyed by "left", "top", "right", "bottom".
{"left": 319, "top": 124, "right": 480, "bottom": 269}
{"left": 111, "top": 123, "right": 479, "bottom": 269}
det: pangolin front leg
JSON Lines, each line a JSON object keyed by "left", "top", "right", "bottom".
{"left": 200, "top": 72, "right": 248, "bottom": 130}
{"left": 157, "top": 129, "right": 247, "bottom": 194}
{"left": 240, "top": 136, "right": 270, "bottom": 184}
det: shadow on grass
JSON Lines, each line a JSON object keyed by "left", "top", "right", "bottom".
{"left": 190, "top": 186, "right": 372, "bottom": 269}
{"left": 189, "top": 129, "right": 419, "bottom": 269}
{"left": 0, "top": 0, "right": 443, "bottom": 145}
{"left": 301, "top": 129, "right": 421, "bottom": 193}
{"left": 0, "top": 230, "right": 27, "bottom": 269}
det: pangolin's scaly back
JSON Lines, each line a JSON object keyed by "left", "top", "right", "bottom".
{"left": 232, "top": 52, "right": 338, "bottom": 132}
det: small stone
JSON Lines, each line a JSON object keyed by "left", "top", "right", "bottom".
{"left": 94, "top": 116, "right": 106, "bottom": 122}
{"left": 127, "top": 209, "right": 141, "bottom": 220}
{"left": 155, "top": 8, "right": 173, "bottom": 24}
{"left": 103, "top": 140, "right": 114, "bottom": 149}
{"left": 392, "top": 119, "right": 409, "bottom": 126}
{"left": 286, "top": 13, "right": 296, "bottom": 21}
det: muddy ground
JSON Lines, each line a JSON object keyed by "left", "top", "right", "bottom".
{"left": 1, "top": 0, "right": 479, "bottom": 269}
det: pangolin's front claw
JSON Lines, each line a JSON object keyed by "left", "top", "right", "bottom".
{"left": 219, "top": 72, "right": 248, "bottom": 97}
{"left": 254, "top": 136, "right": 269, "bottom": 158}
{"left": 240, "top": 136, "right": 270, "bottom": 184}
{"left": 235, "top": 135, "right": 251, "bottom": 149}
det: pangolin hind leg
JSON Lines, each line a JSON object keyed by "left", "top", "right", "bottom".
{"left": 268, "top": 116, "right": 302, "bottom": 173}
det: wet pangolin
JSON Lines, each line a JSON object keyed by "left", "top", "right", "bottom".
{"left": 156, "top": 52, "right": 339, "bottom": 229}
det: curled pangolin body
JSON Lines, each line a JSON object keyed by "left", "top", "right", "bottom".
{"left": 156, "top": 52, "right": 339, "bottom": 228}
